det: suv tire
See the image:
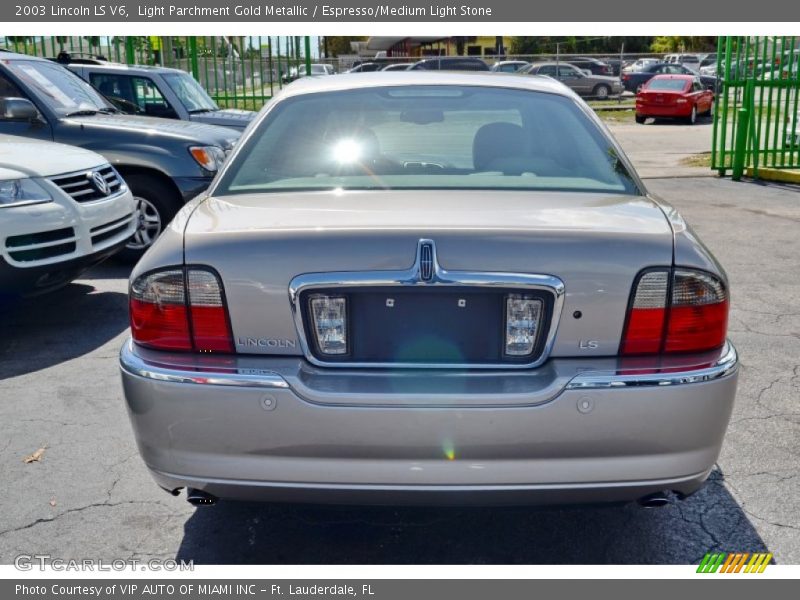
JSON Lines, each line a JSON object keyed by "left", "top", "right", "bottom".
{"left": 118, "top": 174, "right": 180, "bottom": 262}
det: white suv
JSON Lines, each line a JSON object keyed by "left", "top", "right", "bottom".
{"left": 0, "top": 133, "right": 135, "bottom": 297}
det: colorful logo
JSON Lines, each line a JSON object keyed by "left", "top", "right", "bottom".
{"left": 697, "top": 552, "right": 773, "bottom": 573}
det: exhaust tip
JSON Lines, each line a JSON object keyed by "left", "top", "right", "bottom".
{"left": 186, "top": 488, "right": 217, "bottom": 506}
{"left": 637, "top": 492, "right": 671, "bottom": 508}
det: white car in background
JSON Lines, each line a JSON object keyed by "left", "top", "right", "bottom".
{"left": 788, "top": 112, "right": 800, "bottom": 147}
{"left": 0, "top": 132, "right": 135, "bottom": 298}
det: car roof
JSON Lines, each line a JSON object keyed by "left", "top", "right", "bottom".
{"left": 67, "top": 62, "right": 186, "bottom": 75}
{"left": 279, "top": 71, "right": 572, "bottom": 99}
{"left": 417, "top": 56, "right": 484, "bottom": 62}
{"left": 0, "top": 52, "right": 185, "bottom": 75}
{"left": 650, "top": 74, "right": 694, "bottom": 80}
{"left": 530, "top": 62, "right": 580, "bottom": 68}
{"left": 0, "top": 51, "right": 50, "bottom": 62}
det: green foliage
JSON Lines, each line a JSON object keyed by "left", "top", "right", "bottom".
{"left": 323, "top": 36, "right": 367, "bottom": 57}
{"left": 650, "top": 36, "right": 717, "bottom": 53}
{"left": 510, "top": 36, "right": 655, "bottom": 55}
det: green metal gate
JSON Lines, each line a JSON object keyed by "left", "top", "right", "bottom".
{"left": 0, "top": 36, "right": 316, "bottom": 110}
{"left": 712, "top": 36, "right": 800, "bottom": 179}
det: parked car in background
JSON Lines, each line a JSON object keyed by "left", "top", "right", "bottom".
{"left": 409, "top": 57, "right": 490, "bottom": 71}
{"left": 519, "top": 62, "right": 623, "bottom": 99}
{"left": 299, "top": 64, "right": 336, "bottom": 77}
{"left": 699, "top": 54, "right": 717, "bottom": 70}
{"left": 623, "top": 58, "right": 659, "bottom": 73}
{"left": 347, "top": 62, "right": 383, "bottom": 73}
{"left": 699, "top": 63, "right": 717, "bottom": 76}
{"left": 665, "top": 54, "right": 702, "bottom": 71}
{"left": 622, "top": 62, "right": 719, "bottom": 93}
{"left": 0, "top": 52, "right": 239, "bottom": 260}
{"left": 598, "top": 57, "right": 624, "bottom": 76}
{"left": 635, "top": 75, "right": 714, "bottom": 124}
{"left": 381, "top": 63, "right": 416, "bottom": 71}
{"left": 787, "top": 112, "right": 800, "bottom": 147}
{"left": 120, "top": 72, "right": 738, "bottom": 508}
{"left": 67, "top": 61, "right": 256, "bottom": 131}
{"left": 490, "top": 60, "right": 531, "bottom": 73}
{"left": 761, "top": 62, "right": 797, "bottom": 81}
{"left": 0, "top": 133, "right": 135, "bottom": 298}
{"left": 564, "top": 56, "right": 614, "bottom": 76}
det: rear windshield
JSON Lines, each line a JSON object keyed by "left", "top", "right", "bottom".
{"left": 215, "top": 85, "right": 639, "bottom": 196}
{"left": 646, "top": 79, "right": 689, "bottom": 91}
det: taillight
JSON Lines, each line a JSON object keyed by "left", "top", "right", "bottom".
{"left": 130, "top": 267, "right": 234, "bottom": 353}
{"left": 665, "top": 269, "right": 729, "bottom": 353}
{"left": 621, "top": 268, "right": 728, "bottom": 355}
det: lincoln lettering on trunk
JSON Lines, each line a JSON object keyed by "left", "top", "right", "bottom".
{"left": 236, "top": 338, "right": 296, "bottom": 349}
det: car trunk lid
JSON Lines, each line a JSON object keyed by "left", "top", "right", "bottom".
{"left": 183, "top": 189, "right": 674, "bottom": 361}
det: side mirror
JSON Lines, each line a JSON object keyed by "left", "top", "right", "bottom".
{"left": 0, "top": 97, "right": 40, "bottom": 122}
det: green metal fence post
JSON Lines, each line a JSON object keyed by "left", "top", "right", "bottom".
{"left": 305, "top": 36, "right": 312, "bottom": 76}
{"left": 188, "top": 37, "right": 199, "bottom": 80}
{"left": 125, "top": 37, "right": 135, "bottom": 65}
{"left": 732, "top": 106, "right": 750, "bottom": 181}
{"left": 732, "top": 80, "right": 755, "bottom": 182}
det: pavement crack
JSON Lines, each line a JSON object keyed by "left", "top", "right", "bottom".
{"left": 0, "top": 500, "right": 181, "bottom": 539}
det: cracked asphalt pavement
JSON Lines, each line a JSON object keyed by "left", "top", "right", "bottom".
{"left": 1, "top": 121, "right": 798, "bottom": 564}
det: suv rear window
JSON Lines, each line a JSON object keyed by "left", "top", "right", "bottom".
{"left": 216, "top": 85, "right": 639, "bottom": 196}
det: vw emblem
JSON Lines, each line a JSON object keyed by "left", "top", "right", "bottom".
{"left": 90, "top": 170, "right": 109, "bottom": 195}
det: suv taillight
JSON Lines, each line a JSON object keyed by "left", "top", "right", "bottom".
{"left": 130, "top": 267, "right": 234, "bottom": 353}
{"left": 621, "top": 268, "right": 729, "bottom": 355}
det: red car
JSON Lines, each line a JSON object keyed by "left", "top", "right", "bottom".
{"left": 635, "top": 74, "right": 714, "bottom": 125}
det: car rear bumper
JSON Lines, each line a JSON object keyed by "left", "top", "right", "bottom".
{"left": 636, "top": 104, "right": 692, "bottom": 117}
{"left": 120, "top": 340, "right": 738, "bottom": 505}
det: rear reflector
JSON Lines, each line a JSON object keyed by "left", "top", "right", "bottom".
{"left": 130, "top": 267, "right": 233, "bottom": 353}
{"left": 621, "top": 268, "right": 728, "bottom": 356}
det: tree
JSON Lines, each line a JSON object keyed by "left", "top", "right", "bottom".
{"left": 322, "top": 36, "right": 367, "bottom": 57}
{"left": 650, "top": 37, "right": 717, "bottom": 53}
{"left": 510, "top": 36, "right": 655, "bottom": 56}
{"left": 83, "top": 36, "right": 102, "bottom": 53}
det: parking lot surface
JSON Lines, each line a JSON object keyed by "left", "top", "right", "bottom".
{"left": 1, "top": 121, "right": 799, "bottom": 564}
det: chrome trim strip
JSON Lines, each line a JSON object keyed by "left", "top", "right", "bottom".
{"left": 565, "top": 341, "right": 738, "bottom": 390}
{"left": 288, "top": 239, "right": 567, "bottom": 370}
{"left": 119, "top": 340, "right": 289, "bottom": 389}
{"left": 120, "top": 338, "right": 737, "bottom": 391}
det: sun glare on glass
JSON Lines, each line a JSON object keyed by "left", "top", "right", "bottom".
{"left": 331, "top": 139, "right": 363, "bottom": 164}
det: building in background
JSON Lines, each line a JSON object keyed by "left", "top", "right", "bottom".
{"left": 363, "top": 37, "right": 511, "bottom": 59}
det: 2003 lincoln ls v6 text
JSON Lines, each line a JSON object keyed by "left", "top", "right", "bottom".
{"left": 119, "top": 72, "right": 738, "bottom": 508}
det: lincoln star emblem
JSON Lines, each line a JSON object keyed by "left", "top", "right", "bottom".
{"left": 418, "top": 240, "right": 435, "bottom": 281}
{"left": 90, "top": 170, "right": 109, "bottom": 195}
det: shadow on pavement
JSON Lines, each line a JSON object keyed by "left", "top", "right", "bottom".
{"left": 176, "top": 468, "right": 769, "bottom": 564}
{"left": 0, "top": 264, "right": 130, "bottom": 379}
